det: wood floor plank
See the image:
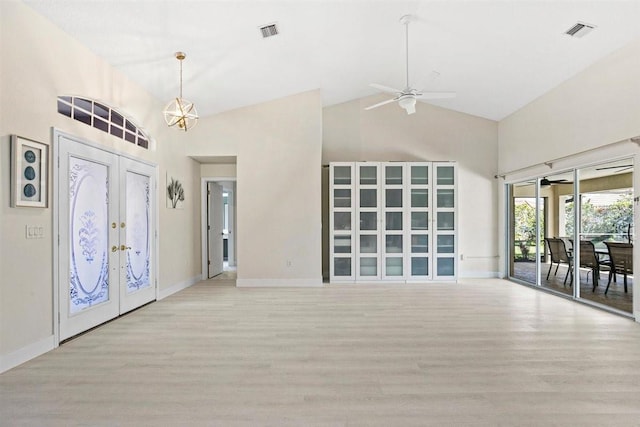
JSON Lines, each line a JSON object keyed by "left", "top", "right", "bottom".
{"left": 1, "top": 278, "right": 640, "bottom": 426}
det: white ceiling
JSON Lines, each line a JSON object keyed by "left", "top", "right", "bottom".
{"left": 23, "top": 0, "right": 640, "bottom": 121}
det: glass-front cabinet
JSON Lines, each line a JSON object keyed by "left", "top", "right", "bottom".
{"left": 330, "top": 163, "right": 355, "bottom": 281}
{"left": 329, "top": 161, "right": 457, "bottom": 283}
{"left": 434, "top": 163, "right": 457, "bottom": 280}
{"left": 357, "top": 164, "right": 381, "bottom": 280}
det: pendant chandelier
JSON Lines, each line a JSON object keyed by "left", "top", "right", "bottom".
{"left": 163, "top": 51, "right": 199, "bottom": 131}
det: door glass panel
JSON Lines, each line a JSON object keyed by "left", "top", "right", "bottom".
{"left": 360, "top": 235, "right": 377, "bottom": 253}
{"left": 333, "top": 189, "right": 351, "bottom": 208}
{"left": 411, "top": 166, "right": 428, "bottom": 185}
{"left": 334, "top": 212, "right": 351, "bottom": 230}
{"left": 437, "top": 189, "right": 454, "bottom": 208}
{"left": 385, "top": 212, "right": 402, "bottom": 230}
{"left": 334, "top": 258, "right": 351, "bottom": 276}
{"left": 411, "top": 189, "right": 428, "bottom": 207}
{"left": 575, "top": 160, "right": 633, "bottom": 313}
{"left": 385, "top": 235, "right": 403, "bottom": 253}
{"left": 125, "top": 171, "right": 151, "bottom": 293}
{"left": 334, "top": 236, "right": 351, "bottom": 253}
{"left": 437, "top": 258, "right": 455, "bottom": 276}
{"left": 509, "top": 180, "right": 541, "bottom": 286}
{"left": 334, "top": 166, "right": 351, "bottom": 185}
{"left": 385, "top": 258, "right": 403, "bottom": 276}
{"left": 411, "top": 257, "right": 428, "bottom": 276}
{"left": 69, "top": 157, "right": 110, "bottom": 313}
{"left": 411, "top": 212, "right": 429, "bottom": 230}
{"left": 437, "top": 166, "right": 454, "bottom": 185}
{"left": 385, "top": 189, "right": 402, "bottom": 207}
{"left": 437, "top": 235, "right": 455, "bottom": 254}
{"left": 360, "top": 257, "right": 377, "bottom": 276}
{"left": 359, "top": 166, "right": 377, "bottom": 185}
{"left": 360, "top": 212, "right": 377, "bottom": 230}
{"left": 411, "top": 235, "right": 428, "bottom": 253}
{"left": 437, "top": 212, "right": 454, "bottom": 230}
{"left": 360, "top": 189, "right": 377, "bottom": 208}
{"left": 385, "top": 166, "right": 403, "bottom": 185}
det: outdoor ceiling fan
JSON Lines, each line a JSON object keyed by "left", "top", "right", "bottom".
{"left": 365, "top": 15, "right": 456, "bottom": 115}
{"left": 596, "top": 164, "right": 633, "bottom": 173}
{"left": 540, "top": 177, "right": 569, "bottom": 186}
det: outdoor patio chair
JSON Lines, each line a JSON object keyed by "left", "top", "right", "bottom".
{"left": 545, "top": 237, "right": 573, "bottom": 285}
{"left": 604, "top": 241, "right": 633, "bottom": 295}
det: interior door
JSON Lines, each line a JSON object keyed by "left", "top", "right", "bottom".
{"left": 207, "top": 182, "right": 224, "bottom": 277}
{"left": 119, "top": 157, "right": 156, "bottom": 313}
{"left": 58, "top": 136, "right": 119, "bottom": 340}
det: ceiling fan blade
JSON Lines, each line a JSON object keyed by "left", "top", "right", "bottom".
{"left": 596, "top": 165, "right": 632, "bottom": 170}
{"left": 370, "top": 83, "right": 402, "bottom": 95}
{"left": 364, "top": 98, "right": 398, "bottom": 111}
{"left": 416, "top": 91, "right": 457, "bottom": 100}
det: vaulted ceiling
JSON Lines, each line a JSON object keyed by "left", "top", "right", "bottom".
{"left": 24, "top": 1, "right": 640, "bottom": 121}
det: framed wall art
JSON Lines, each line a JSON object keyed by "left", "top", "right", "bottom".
{"left": 11, "top": 135, "right": 48, "bottom": 208}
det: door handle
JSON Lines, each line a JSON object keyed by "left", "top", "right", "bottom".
{"left": 111, "top": 246, "right": 119, "bottom": 252}
{"left": 120, "top": 245, "right": 131, "bottom": 251}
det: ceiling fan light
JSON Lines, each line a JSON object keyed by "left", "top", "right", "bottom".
{"left": 398, "top": 96, "right": 416, "bottom": 113}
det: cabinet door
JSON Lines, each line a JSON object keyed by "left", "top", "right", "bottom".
{"left": 382, "top": 163, "right": 407, "bottom": 280}
{"left": 356, "top": 163, "right": 381, "bottom": 280}
{"left": 433, "top": 163, "right": 457, "bottom": 280}
{"left": 407, "top": 162, "right": 432, "bottom": 280}
{"left": 330, "top": 163, "right": 355, "bottom": 281}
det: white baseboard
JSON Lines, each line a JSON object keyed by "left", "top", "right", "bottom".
{"left": 236, "top": 278, "right": 323, "bottom": 287}
{"left": 158, "top": 275, "right": 201, "bottom": 300}
{"left": 459, "top": 271, "right": 500, "bottom": 279}
{"left": 0, "top": 335, "right": 55, "bottom": 374}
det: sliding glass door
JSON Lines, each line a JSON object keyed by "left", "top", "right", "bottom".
{"left": 507, "top": 159, "right": 634, "bottom": 315}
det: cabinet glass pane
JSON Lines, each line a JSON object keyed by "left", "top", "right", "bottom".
{"left": 334, "top": 212, "right": 351, "bottom": 231}
{"left": 411, "top": 189, "right": 429, "bottom": 208}
{"left": 360, "top": 189, "right": 377, "bottom": 208}
{"left": 333, "top": 189, "right": 351, "bottom": 208}
{"left": 385, "top": 212, "right": 402, "bottom": 230}
{"left": 437, "top": 189, "right": 454, "bottom": 208}
{"left": 385, "top": 189, "right": 402, "bottom": 207}
{"left": 334, "top": 236, "right": 351, "bottom": 254}
{"left": 437, "top": 235, "right": 455, "bottom": 253}
{"left": 334, "top": 166, "right": 351, "bottom": 185}
{"left": 360, "top": 235, "right": 377, "bottom": 253}
{"left": 437, "top": 212, "right": 454, "bottom": 230}
{"left": 385, "top": 235, "right": 403, "bottom": 253}
{"left": 411, "top": 166, "right": 429, "bottom": 185}
{"left": 360, "top": 257, "right": 377, "bottom": 276}
{"left": 360, "top": 212, "right": 377, "bottom": 231}
{"left": 437, "top": 257, "right": 455, "bottom": 276}
{"left": 359, "top": 166, "right": 377, "bottom": 185}
{"left": 385, "top": 166, "right": 403, "bottom": 185}
{"left": 411, "top": 235, "right": 429, "bottom": 253}
{"left": 385, "top": 258, "right": 403, "bottom": 276}
{"left": 437, "top": 166, "right": 455, "bottom": 185}
{"left": 411, "top": 257, "right": 429, "bottom": 276}
{"left": 411, "top": 212, "right": 429, "bottom": 230}
{"left": 334, "top": 258, "right": 351, "bottom": 276}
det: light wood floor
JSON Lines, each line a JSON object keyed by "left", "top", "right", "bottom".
{"left": 2, "top": 278, "right": 640, "bottom": 426}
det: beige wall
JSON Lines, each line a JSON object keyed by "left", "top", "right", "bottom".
{"left": 187, "top": 90, "right": 323, "bottom": 285}
{"left": 323, "top": 96, "right": 500, "bottom": 277}
{"left": 0, "top": 2, "right": 200, "bottom": 369}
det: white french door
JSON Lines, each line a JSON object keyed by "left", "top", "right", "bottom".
{"left": 57, "top": 135, "right": 156, "bottom": 341}
{"left": 207, "top": 182, "right": 224, "bottom": 278}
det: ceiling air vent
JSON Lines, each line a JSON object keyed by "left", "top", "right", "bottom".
{"left": 565, "top": 21, "right": 596, "bottom": 38}
{"left": 259, "top": 23, "right": 279, "bottom": 38}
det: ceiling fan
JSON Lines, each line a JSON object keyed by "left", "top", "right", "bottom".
{"left": 595, "top": 164, "right": 633, "bottom": 173}
{"left": 540, "top": 177, "right": 569, "bottom": 186}
{"left": 365, "top": 15, "right": 456, "bottom": 115}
